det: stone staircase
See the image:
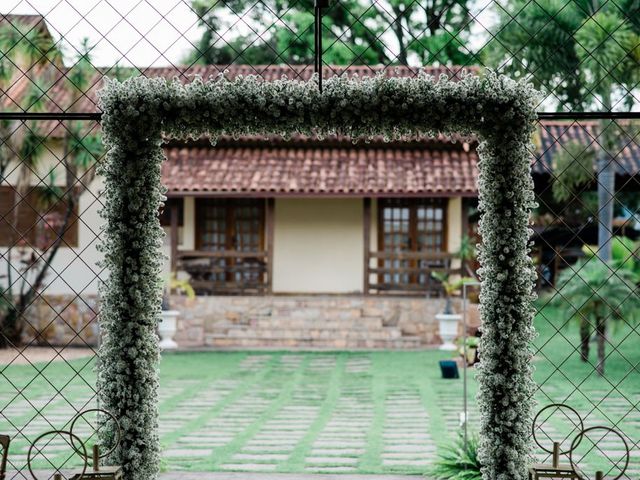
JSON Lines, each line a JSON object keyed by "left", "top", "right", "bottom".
{"left": 174, "top": 296, "right": 444, "bottom": 349}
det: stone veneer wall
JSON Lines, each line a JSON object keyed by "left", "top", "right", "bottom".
{"left": 21, "top": 294, "right": 464, "bottom": 349}
{"left": 171, "top": 295, "right": 457, "bottom": 349}
{"left": 22, "top": 295, "right": 100, "bottom": 347}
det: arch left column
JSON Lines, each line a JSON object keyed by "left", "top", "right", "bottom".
{"left": 97, "top": 90, "right": 165, "bottom": 480}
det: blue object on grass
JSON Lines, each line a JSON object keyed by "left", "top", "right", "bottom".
{"left": 439, "top": 360, "right": 459, "bottom": 379}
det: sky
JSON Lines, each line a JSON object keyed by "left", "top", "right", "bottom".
{"left": 4, "top": 0, "right": 204, "bottom": 67}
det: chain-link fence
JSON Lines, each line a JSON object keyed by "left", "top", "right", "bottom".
{"left": 1, "top": 0, "right": 639, "bottom": 478}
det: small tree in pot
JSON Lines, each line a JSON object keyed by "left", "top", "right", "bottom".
{"left": 432, "top": 272, "right": 474, "bottom": 350}
{"left": 159, "top": 274, "right": 195, "bottom": 350}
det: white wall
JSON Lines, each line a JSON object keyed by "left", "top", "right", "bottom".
{"left": 273, "top": 198, "right": 364, "bottom": 294}
{"left": 447, "top": 197, "right": 462, "bottom": 254}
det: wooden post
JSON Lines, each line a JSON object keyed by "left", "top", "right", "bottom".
{"left": 461, "top": 197, "right": 470, "bottom": 236}
{"left": 266, "top": 198, "right": 275, "bottom": 293}
{"left": 363, "top": 198, "right": 371, "bottom": 295}
{"left": 93, "top": 444, "right": 100, "bottom": 471}
{"left": 461, "top": 197, "right": 470, "bottom": 275}
{"left": 170, "top": 200, "right": 179, "bottom": 273}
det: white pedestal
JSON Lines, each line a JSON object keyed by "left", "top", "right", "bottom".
{"left": 159, "top": 310, "right": 180, "bottom": 350}
{"left": 436, "top": 312, "right": 461, "bottom": 351}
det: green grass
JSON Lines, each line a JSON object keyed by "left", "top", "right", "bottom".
{"left": 0, "top": 302, "right": 638, "bottom": 475}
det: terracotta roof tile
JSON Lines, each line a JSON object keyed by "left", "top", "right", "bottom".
{"left": 161, "top": 119, "right": 640, "bottom": 196}
{"left": 162, "top": 142, "right": 479, "bottom": 196}
{"left": 535, "top": 121, "right": 640, "bottom": 176}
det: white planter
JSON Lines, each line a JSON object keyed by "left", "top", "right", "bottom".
{"left": 436, "top": 312, "right": 461, "bottom": 351}
{"left": 159, "top": 310, "right": 180, "bottom": 350}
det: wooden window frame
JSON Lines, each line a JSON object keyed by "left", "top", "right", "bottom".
{"left": 374, "top": 197, "right": 448, "bottom": 293}
{"left": 191, "top": 197, "right": 268, "bottom": 294}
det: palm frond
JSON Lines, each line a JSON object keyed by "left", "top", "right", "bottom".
{"left": 429, "top": 433, "right": 483, "bottom": 480}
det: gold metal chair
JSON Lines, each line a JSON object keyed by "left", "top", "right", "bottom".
{"left": 529, "top": 403, "right": 582, "bottom": 480}
{"left": 68, "top": 409, "right": 123, "bottom": 480}
{"left": 569, "top": 426, "right": 630, "bottom": 480}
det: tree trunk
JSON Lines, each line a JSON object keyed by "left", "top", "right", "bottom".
{"left": 596, "top": 94, "right": 614, "bottom": 262}
{"left": 391, "top": 5, "right": 408, "bottom": 65}
{"left": 596, "top": 315, "right": 606, "bottom": 376}
{"left": 0, "top": 307, "right": 19, "bottom": 349}
{"left": 580, "top": 320, "right": 590, "bottom": 362}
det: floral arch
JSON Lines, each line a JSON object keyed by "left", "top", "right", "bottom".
{"left": 97, "top": 72, "right": 538, "bottom": 480}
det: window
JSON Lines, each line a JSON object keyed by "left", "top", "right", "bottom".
{"left": 377, "top": 198, "right": 447, "bottom": 291}
{"left": 0, "top": 186, "right": 79, "bottom": 248}
{"left": 192, "top": 198, "right": 266, "bottom": 293}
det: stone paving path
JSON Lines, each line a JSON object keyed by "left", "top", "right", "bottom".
{"left": 159, "top": 473, "right": 417, "bottom": 479}
{"left": 1, "top": 351, "right": 639, "bottom": 478}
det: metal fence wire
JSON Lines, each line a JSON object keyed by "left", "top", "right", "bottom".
{"left": 0, "top": 0, "right": 639, "bottom": 478}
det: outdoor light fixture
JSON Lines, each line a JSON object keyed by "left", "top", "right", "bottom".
{"left": 529, "top": 404, "right": 582, "bottom": 480}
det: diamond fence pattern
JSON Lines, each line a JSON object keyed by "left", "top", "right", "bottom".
{"left": 0, "top": 0, "right": 639, "bottom": 478}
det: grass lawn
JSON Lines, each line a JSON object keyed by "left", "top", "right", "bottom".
{"left": 0, "top": 303, "right": 638, "bottom": 476}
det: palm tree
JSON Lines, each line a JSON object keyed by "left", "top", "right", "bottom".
{"left": 0, "top": 20, "right": 102, "bottom": 348}
{"left": 554, "top": 258, "right": 640, "bottom": 375}
{"left": 488, "top": 0, "right": 640, "bottom": 262}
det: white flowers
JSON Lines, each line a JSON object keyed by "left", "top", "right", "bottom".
{"left": 97, "top": 70, "right": 539, "bottom": 480}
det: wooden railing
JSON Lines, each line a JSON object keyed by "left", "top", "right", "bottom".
{"left": 176, "top": 250, "right": 270, "bottom": 295}
{"left": 365, "top": 250, "right": 459, "bottom": 295}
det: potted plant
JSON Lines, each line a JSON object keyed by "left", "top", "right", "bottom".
{"left": 432, "top": 272, "right": 474, "bottom": 351}
{"left": 159, "top": 274, "right": 195, "bottom": 350}
{"left": 458, "top": 336, "right": 480, "bottom": 366}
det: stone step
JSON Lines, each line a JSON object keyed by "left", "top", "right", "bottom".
{"left": 253, "top": 317, "right": 385, "bottom": 330}
{"left": 207, "top": 326, "right": 405, "bottom": 341}
{"left": 206, "top": 334, "right": 424, "bottom": 349}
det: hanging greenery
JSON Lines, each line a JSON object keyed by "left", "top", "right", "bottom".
{"left": 97, "top": 71, "right": 539, "bottom": 480}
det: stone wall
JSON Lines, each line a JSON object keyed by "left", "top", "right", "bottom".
{"left": 22, "top": 295, "right": 100, "bottom": 347}
{"left": 170, "top": 295, "right": 458, "bottom": 349}
{"left": 20, "top": 294, "right": 471, "bottom": 349}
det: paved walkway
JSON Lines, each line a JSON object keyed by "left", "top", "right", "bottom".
{"left": 156, "top": 353, "right": 453, "bottom": 474}
{"left": 159, "top": 473, "right": 419, "bottom": 480}
{"left": 0, "top": 346, "right": 93, "bottom": 366}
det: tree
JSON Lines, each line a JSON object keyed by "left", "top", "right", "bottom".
{"left": 0, "top": 22, "right": 102, "bottom": 348}
{"left": 186, "top": 0, "right": 476, "bottom": 66}
{"left": 554, "top": 258, "right": 639, "bottom": 376}
{"left": 548, "top": 140, "right": 598, "bottom": 226}
{"left": 488, "top": 0, "right": 640, "bottom": 261}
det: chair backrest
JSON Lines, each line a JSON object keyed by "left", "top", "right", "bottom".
{"left": 0, "top": 435, "right": 10, "bottom": 480}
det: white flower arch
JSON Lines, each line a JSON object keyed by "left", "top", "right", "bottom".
{"left": 97, "top": 71, "right": 539, "bottom": 480}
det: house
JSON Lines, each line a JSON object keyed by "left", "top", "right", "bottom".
{"left": 2, "top": 14, "right": 639, "bottom": 349}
